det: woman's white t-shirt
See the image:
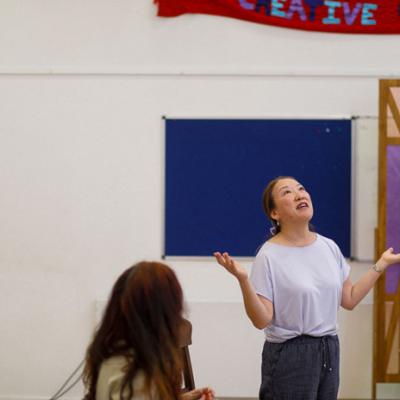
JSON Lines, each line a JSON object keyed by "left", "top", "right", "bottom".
{"left": 250, "top": 234, "right": 350, "bottom": 343}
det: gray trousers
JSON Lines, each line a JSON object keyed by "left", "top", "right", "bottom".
{"left": 260, "top": 335, "right": 340, "bottom": 400}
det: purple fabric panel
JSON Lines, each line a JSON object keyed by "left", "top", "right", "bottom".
{"left": 386, "top": 146, "right": 400, "bottom": 294}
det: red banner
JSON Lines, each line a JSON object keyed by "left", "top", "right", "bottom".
{"left": 155, "top": 0, "right": 400, "bottom": 34}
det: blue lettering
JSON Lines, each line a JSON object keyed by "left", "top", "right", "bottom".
{"left": 271, "top": 0, "right": 286, "bottom": 17}
{"left": 343, "top": 2, "right": 362, "bottom": 25}
{"left": 323, "top": 1, "right": 341, "bottom": 24}
{"left": 304, "top": 0, "right": 324, "bottom": 21}
{"left": 255, "top": 0, "right": 271, "bottom": 15}
{"left": 287, "top": 0, "right": 307, "bottom": 21}
{"left": 238, "top": 0, "right": 255, "bottom": 10}
{"left": 361, "top": 3, "right": 377, "bottom": 25}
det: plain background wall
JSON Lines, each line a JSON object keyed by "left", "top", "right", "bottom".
{"left": 1, "top": 1, "right": 400, "bottom": 399}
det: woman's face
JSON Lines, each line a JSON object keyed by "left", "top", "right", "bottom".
{"left": 270, "top": 178, "right": 313, "bottom": 225}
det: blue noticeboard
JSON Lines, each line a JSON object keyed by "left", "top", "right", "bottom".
{"left": 165, "top": 119, "right": 352, "bottom": 258}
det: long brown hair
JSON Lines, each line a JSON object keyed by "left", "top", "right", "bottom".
{"left": 83, "top": 261, "right": 184, "bottom": 400}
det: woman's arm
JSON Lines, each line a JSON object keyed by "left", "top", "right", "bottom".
{"left": 214, "top": 252, "right": 273, "bottom": 329}
{"left": 341, "top": 247, "right": 400, "bottom": 310}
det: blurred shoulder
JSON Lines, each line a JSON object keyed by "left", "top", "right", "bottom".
{"left": 97, "top": 355, "right": 147, "bottom": 400}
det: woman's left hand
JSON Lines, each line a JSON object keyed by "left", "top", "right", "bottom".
{"left": 182, "top": 387, "right": 215, "bottom": 400}
{"left": 378, "top": 247, "right": 400, "bottom": 271}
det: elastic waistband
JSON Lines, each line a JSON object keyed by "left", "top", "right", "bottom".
{"left": 283, "top": 334, "right": 338, "bottom": 346}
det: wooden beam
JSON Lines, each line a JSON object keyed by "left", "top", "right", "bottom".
{"left": 388, "top": 89, "right": 400, "bottom": 136}
{"left": 387, "top": 137, "right": 400, "bottom": 145}
{"left": 375, "top": 80, "right": 389, "bottom": 384}
{"left": 373, "top": 79, "right": 400, "bottom": 395}
{"left": 384, "top": 283, "right": 400, "bottom": 373}
{"left": 384, "top": 374, "right": 400, "bottom": 382}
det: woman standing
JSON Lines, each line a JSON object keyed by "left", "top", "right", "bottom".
{"left": 83, "top": 261, "right": 214, "bottom": 400}
{"left": 214, "top": 176, "right": 400, "bottom": 400}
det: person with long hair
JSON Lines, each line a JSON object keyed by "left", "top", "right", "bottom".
{"left": 214, "top": 176, "right": 400, "bottom": 400}
{"left": 83, "top": 261, "right": 214, "bottom": 400}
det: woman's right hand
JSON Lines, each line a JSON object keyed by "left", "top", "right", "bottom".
{"left": 213, "top": 251, "right": 248, "bottom": 281}
{"left": 182, "top": 387, "right": 214, "bottom": 400}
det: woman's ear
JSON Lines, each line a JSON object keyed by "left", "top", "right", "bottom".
{"left": 270, "top": 209, "right": 279, "bottom": 221}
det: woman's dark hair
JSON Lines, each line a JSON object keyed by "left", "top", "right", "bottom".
{"left": 262, "top": 175, "right": 315, "bottom": 237}
{"left": 262, "top": 176, "right": 295, "bottom": 236}
{"left": 83, "top": 261, "right": 184, "bottom": 400}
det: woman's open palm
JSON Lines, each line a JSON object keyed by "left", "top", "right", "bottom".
{"left": 380, "top": 247, "right": 400, "bottom": 269}
{"left": 214, "top": 251, "right": 248, "bottom": 281}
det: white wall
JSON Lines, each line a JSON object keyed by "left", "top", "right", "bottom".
{"left": 0, "top": 1, "right": 399, "bottom": 399}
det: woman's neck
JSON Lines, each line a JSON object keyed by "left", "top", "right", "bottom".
{"left": 272, "top": 224, "right": 315, "bottom": 247}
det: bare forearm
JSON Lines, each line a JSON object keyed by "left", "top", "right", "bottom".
{"left": 345, "top": 247, "right": 400, "bottom": 309}
{"left": 213, "top": 251, "right": 272, "bottom": 328}
{"left": 238, "top": 277, "right": 272, "bottom": 329}
{"left": 345, "top": 259, "right": 388, "bottom": 309}
{"left": 347, "top": 268, "right": 380, "bottom": 309}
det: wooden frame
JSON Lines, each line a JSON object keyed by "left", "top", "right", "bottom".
{"left": 180, "top": 319, "right": 196, "bottom": 392}
{"left": 373, "top": 79, "right": 400, "bottom": 399}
